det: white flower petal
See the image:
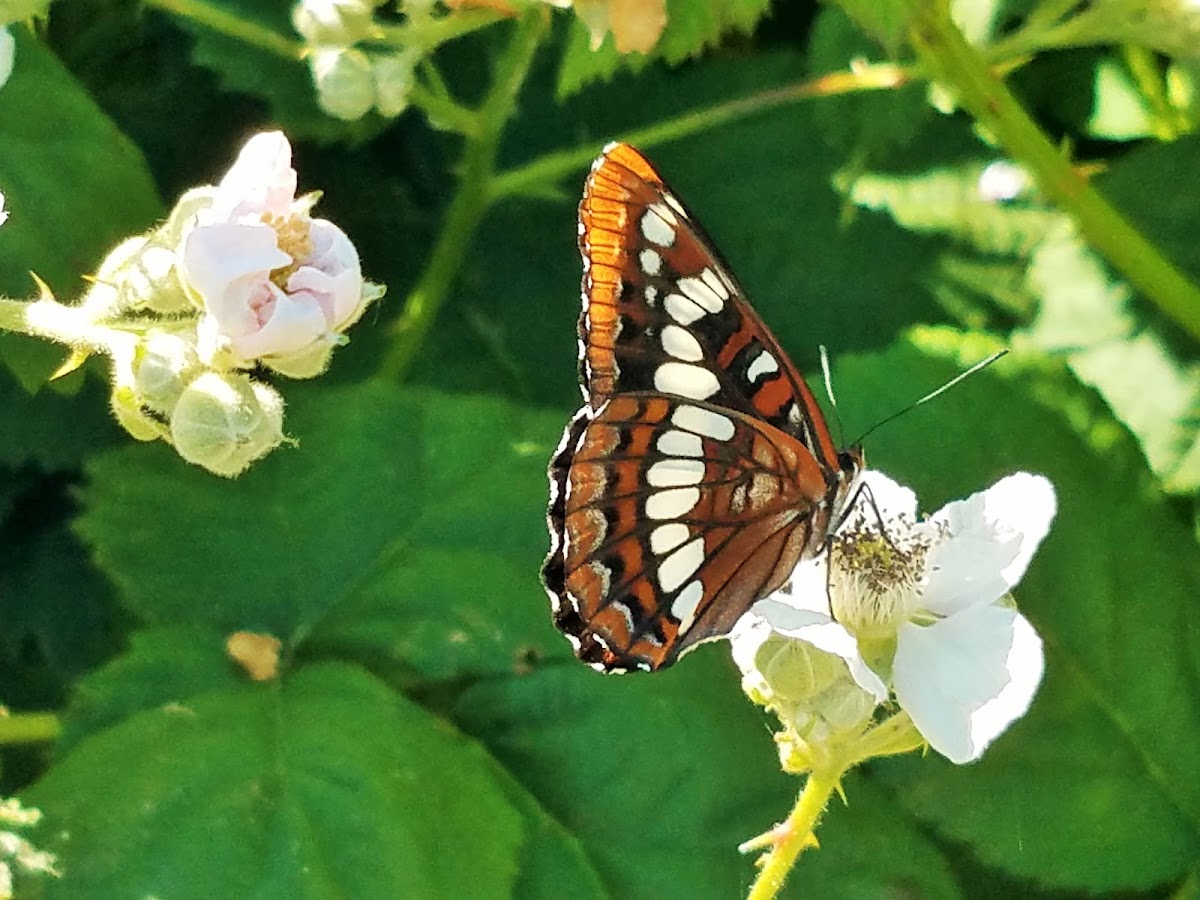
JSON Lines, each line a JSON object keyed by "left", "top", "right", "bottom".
{"left": 231, "top": 293, "right": 330, "bottom": 360}
{"left": 922, "top": 473, "right": 1056, "bottom": 616}
{"left": 213, "top": 132, "right": 297, "bottom": 219}
{"left": 181, "top": 223, "right": 291, "bottom": 306}
{"left": 751, "top": 598, "right": 888, "bottom": 701}
{"left": 894, "top": 604, "right": 1043, "bottom": 764}
{"left": 765, "top": 557, "right": 831, "bottom": 616}
{"left": 0, "top": 27, "right": 14, "bottom": 91}
{"left": 969, "top": 612, "right": 1044, "bottom": 757}
{"left": 856, "top": 470, "right": 919, "bottom": 523}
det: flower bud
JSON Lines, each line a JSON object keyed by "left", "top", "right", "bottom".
{"left": 372, "top": 50, "right": 417, "bottom": 118}
{"left": 110, "top": 385, "right": 166, "bottom": 442}
{"left": 132, "top": 330, "right": 201, "bottom": 413}
{"left": 310, "top": 47, "right": 375, "bottom": 121}
{"left": 170, "top": 372, "right": 285, "bottom": 477}
{"left": 83, "top": 233, "right": 192, "bottom": 317}
{"left": 292, "top": 0, "right": 380, "bottom": 45}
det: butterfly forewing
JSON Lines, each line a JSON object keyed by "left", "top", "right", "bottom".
{"left": 578, "top": 142, "right": 841, "bottom": 468}
{"left": 546, "top": 142, "right": 863, "bottom": 673}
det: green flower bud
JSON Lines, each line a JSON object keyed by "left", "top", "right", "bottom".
{"left": 110, "top": 385, "right": 167, "bottom": 442}
{"left": 170, "top": 373, "right": 285, "bottom": 477}
{"left": 372, "top": 50, "right": 417, "bottom": 118}
{"left": 83, "top": 232, "right": 192, "bottom": 317}
{"left": 133, "top": 330, "right": 201, "bottom": 413}
{"left": 311, "top": 47, "right": 375, "bottom": 121}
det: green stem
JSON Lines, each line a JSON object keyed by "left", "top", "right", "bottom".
{"left": 379, "top": 9, "right": 548, "bottom": 381}
{"left": 145, "top": 0, "right": 303, "bottom": 61}
{"left": 0, "top": 296, "right": 131, "bottom": 356}
{"left": 489, "top": 61, "right": 915, "bottom": 202}
{"left": 0, "top": 712, "right": 61, "bottom": 746}
{"left": 744, "top": 767, "right": 843, "bottom": 900}
{"left": 380, "top": 7, "right": 502, "bottom": 50}
{"left": 908, "top": 1, "right": 1200, "bottom": 345}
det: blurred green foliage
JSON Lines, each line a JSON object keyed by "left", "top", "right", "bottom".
{"left": 1, "top": 0, "right": 1199, "bottom": 897}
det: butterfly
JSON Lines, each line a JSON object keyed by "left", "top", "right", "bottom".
{"left": 543, "top": 142, "right": 864, "bottom": 673}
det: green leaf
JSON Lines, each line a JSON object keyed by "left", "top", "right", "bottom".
{"left": 825, "top": 0, "right": 913, "bottom": 56}
{"left": 557, "top": 0, "right": 772, "bottom": 98}
{"left": 1088, "top": 57, "right": 1157, "bottom": 140}
{"left": 838, "top": 330, "right": 1200, "bottom": 892}
{"left": 29, "top": 648, "right": 523, "bottom": 899}
{"left": 839, "top": 160, "right": 1059, "bottom": 257}
{"left": 0, "top": 26, "right": 160, "bottom": 384}
{"left": 808, "top": 6, "right": 931, "bottom": 157}
{"left": 454, "top": 653, "right": 794, "bottom": 898}
{"left": 0, "top": 365, "right": 121, "bottom": 469}
{"left": 76, "top": 381, "right": 425, "bottom": 631}
{"left": 0, "top": 511, "right": 122, "bottom": 711}
{"left": 307, "top": 391, "right": 569, "bottom": 681}
{"left": 77, "top": 383, "right": 563, "bottom": 682}
{"left": 1097, "top": 131, "right": 1200, "bottom": 286}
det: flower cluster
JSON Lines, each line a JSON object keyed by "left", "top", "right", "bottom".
{"left": 292, "top": 0, "right": 419, "bottom": 121}
{"left": 61, "top": 131, "right": 380, "bottom": 476}
{"left": 731, "top": 471, "right": 1055, "bottom": 769}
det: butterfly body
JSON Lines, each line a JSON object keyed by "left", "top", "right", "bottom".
{"left": 544, "top": 143, "right": 862, "bottom": 673}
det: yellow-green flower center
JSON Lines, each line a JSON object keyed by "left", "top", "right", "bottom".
{"left": 829, "top": 521, "right": 930, "bottom": 640}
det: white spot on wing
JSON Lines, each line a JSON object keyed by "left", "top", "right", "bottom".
{"left": 647, "top": 457, "right": 705, "bottom": 487}
{"left": 665, "top": 293, "right": 705, "bottom": 325}
{"left": 640, "top": 204, "right": 677, "bottom": 247}
{"left": 677, "top": 276, "right": 723, "bottom": 313}
{"left": 661, "top": 324, "right": 703, "bottom": 361}
{"left": 655, "top": 361, "right": 719, "bottom": 399}
{"left": 640, "top": 248, "right": 662, "bottom": 277}
{"left": 747, "top": 350, "right": 780, "bottom": 382}
{"left": 650, "top": 522, "right": 690, "bottom": 556}
{"left": 664, "top": 193, "right": 688, "bottom": 219}
{"left": 672, "top": 404, "right": 735, "bottom": 440}
{"left": 672, "top": 580, "right": 704, "bottom": 631}
{"left": 645, "top": 285, "right": 659, "bottom": 305}
{"left": 646, "top": 486, "right": 700, "bottom": 520}
{"left": 659, "top": 538, "right": 704, "bottom": 593}
{"left": 701, "top": 267, "right": 731, "bottom": 300}
{"left": 656, "top": 429, "right": 703, "bottom": 457}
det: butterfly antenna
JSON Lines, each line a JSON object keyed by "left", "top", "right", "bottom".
{"left": 819, "top": 345, "right": 848, "bottom": 446}
{"left": 851, "top": 349, "right": 1009, "bottom": 445}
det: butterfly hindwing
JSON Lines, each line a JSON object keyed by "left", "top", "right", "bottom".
{"left": 544, "top": 393, "right": 834, "bottom": 672}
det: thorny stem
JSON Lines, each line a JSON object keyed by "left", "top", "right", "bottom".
{"left": 0, "top": 296, "right": 133, "bottom": 358}
{"left": 744, "top": 767, "right": 843, "bottom": 900}
{"left": 380, "top": 8, "right": 548, "bottom": 381}
{"left": 907, "top": 0, "right": 1200, "bottom": 344}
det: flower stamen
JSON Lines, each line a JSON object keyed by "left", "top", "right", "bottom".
{"left": 829, "top": 516, "right": 930, "bottom": 638}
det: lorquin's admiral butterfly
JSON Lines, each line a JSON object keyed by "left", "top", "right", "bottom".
{"left": 543, "top": 142, "right": 864, "bottom": 673}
